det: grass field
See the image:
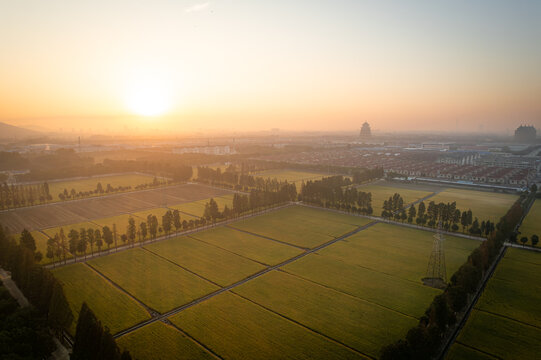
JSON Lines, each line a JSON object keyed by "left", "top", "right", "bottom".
{"left": 234, "top": 270, "right": 417, "bottom": 358}
{"left": 317, "top": 223, "right": 479, "bottom": 283}
{"left": 429, "top": 188, "right": 516, "bottom": 222}
{"left": 48, "top": 174, "right": 155, "bottom": 201}
{"left": 189, "top": 226, "right": 303, "bottom": 265}
{"left": 87, "top": 248, "right": 219, "bottom": 313}
{"left": 230, "top": 206, "right": 370, "bottom": 248}
{"left": 518, "top": 199, "right": 541, "bottom": 245}
{"left": 169, "top": 201, "right": 206, "bottom": 217}
{"left": 355, "top": 184, "right": 433, "bottom": 216}
{"left": 144, "top": 236, "right": 265, "bottom": 286}
{"left": 52, "top": 263, "right": 150, "bottom": 335}
{"left": 169, "top": 291, "right": 363, "bottom": 360}
{"left": 117, "top": 322, "right": 215, "bottom": 360}
{"left": 450, "top": 248, "right": 541, "bottom": 359}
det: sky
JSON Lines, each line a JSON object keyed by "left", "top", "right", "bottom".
{"left": 1, "top": 0, "right": 540, "bottom": 134}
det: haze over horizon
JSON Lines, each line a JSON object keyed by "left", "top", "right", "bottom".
{"left": 1, "top": 0, "right": 540, "bottom": 133}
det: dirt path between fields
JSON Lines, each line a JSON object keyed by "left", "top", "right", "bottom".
{"left": 112, "top": 221, "right": 379, "bottom": 338}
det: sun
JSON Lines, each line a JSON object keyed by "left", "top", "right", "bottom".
{"left": 124, "top": 72, "right": 172, "bottom": 117}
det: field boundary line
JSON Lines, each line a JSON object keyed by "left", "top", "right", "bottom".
{"left": 474, "top": 308, "right": 541, "bottom": 331}
{"left": 453, "top": 341, "right": 502, "bottom": 360}
{"left": 113, "top": 221, "right": 379, "bottom": 338}
{"left": 225, "top": 225, "right": 309, "bottom": 250}
{"left": 278, "top": 269, "right": 420, "bottom": 321}
{"left": 162, "top": 320, "right": 224, "bottom": 360}
{"left": 83, "top": 262, "right": 158, "bottom": 318}
{"left": 140, "top": 247, "right": 224, "bottom": 288}
{"left": 186, "top": 235, "right": 272, "bottom": 267}
{"left": 230, "top": 291, "right": 374, "bottom": 360}
{"left": 504, "top": 242, "right": 541, "bottom": 253}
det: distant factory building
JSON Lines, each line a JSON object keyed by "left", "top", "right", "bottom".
{"left": 360, "top": 122, "right": 371, "bottom": 137}
{"left": 514, "top": 125, "right": 536, "bottom": 143}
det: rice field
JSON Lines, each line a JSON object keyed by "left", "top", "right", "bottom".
{"left": 87, "top": 248, "right": 219, "bottom": 313}
{"left": 429, "top": 188, "right": 517, "bottom": 222}
{"left": 189, "top": 226, "right": 303, "bottom": 265}
{"left": 117, "top": 322, "right": 215, "bottom": 360}
{"left": 449, "top": 248, "right": 541, "bottom": 359}
{"left": 144, "top": 236, "right": 265, "bottom": 286}
{"left": 169, "top": 292, "right": 363, "bottom": 360}
{"left": 233, "top": 271, "right": 417, "bottom": 358}
{"left": 52, "top": 263, "right": 150, "bottom": 335}
{"left": 46, "top": 205, "right": 481, "bottom": 359}
{"left": 229, "top": 205, "right": 370, "bottom": 248}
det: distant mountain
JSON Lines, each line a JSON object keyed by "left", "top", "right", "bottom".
{"left": 0, "top": 121, "right": 42, "bottom": 139}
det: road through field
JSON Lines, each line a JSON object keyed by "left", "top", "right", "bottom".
{"left": 113, "top": 220, "right": 380, "bottom": 338}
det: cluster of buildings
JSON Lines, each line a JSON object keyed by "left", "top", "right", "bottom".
{"left": 259, "top": 135, "right": 539, "bottom": 190}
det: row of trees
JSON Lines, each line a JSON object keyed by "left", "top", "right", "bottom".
{"left": 300, "top": 176, "right": 375, "bottom": 215}
{"left": 0, "top": 226, "right": 74, "bottom": 341}
{"left": 0, "top": 281, "right": 56, "bottom": 359}
{"left": 379, "top": 191, "right": 532, "bottom": 359}
{"left": 0, "top": 182, "right": 52, "bottom": 209}
{"left": 71, "top": 302, "right": 131, "bottom": 360}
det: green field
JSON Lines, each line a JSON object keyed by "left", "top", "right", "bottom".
{"left": 52, "top": 263, "right": 150, "bottom": 335}
{"left": 283, "top": 253, "right": 441, "bottom": 318}
{"left": 429, "top": 188, "right": 516, "bottom": 222}
{"left": 195, "top": 194, "right": 234, "bottom": 210}
{"left": 169, "top": 291, "right": 363, "bottom": 360}
{"left": 234, "top": 271, "right": 417, "bottom": 358}
{"left": 450, "top": 248, "right": 541, "bottom": 359}
{"left": 144, "top": 236, "right": 265, "bottom": 286}
{"left": 230, "top": 206, "right": 370, "bottom": 248}
{"left": 318, "top": 223, "right": 478, "bottom": 283}
{"left": 48, "top": 174, "right": 155, "bottom": 201}
{"left": 87, "top": 248, "right": 219, "bottom": 313}
{"left": 117, "top": 322, "right": 215, "bottom": 360}
{"left": 189, "top": 226, "right": 303, "bottom": 265}
{"left": 169, "top": 201, "right": 206, "bottom": 217}
{"left": 518, "top": 199, "right": 541, "bottom": 245}
{"left": 355, "top": 184, "right": 433, "bottom": 216}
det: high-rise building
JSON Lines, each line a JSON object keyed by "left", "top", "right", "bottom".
{"left": 514, "top": 125, "right": 536, "bottom": 143}
{"left": 360, "top": 122, "right": 371, "bottom": 137}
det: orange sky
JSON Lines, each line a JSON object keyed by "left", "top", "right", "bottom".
{"left": 1, "top": 1, "right": 540, "bottom": 133}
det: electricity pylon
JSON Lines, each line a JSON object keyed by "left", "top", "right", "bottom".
{"left": 422, "top": 219, "right": 447, "bottom": 289}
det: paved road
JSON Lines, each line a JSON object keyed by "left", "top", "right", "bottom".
{"left": 113, "top": 220, "right": 379, "bottom": 338}
{"left": 0, "top": 267, "right": 29, "bottom": 307}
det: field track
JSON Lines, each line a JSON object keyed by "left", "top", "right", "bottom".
{"left": 113, "top": 220, "right": 379, "bottom": 338}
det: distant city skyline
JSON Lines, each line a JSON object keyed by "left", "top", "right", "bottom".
{"left": 1, "top": 0, "right": 540, "bottom": 133}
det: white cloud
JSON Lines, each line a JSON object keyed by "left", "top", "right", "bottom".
{"left": 185, "top": 2, "right": 210, "bottom": 13}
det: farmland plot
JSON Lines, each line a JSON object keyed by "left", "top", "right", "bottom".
{"left": 169, "top": 292, "right": 363, "bottom": 360}
{"left": 87, "top": 248, "right": 218, "bottom": 313}
{"left": 449, "top": 248, "right": 541, "bottom": 359}
{"left": 52, "top": 263, "right": 150, "bottom": 335}
{"left": 144, "top": 236, "right": 265, "bottom": 286}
